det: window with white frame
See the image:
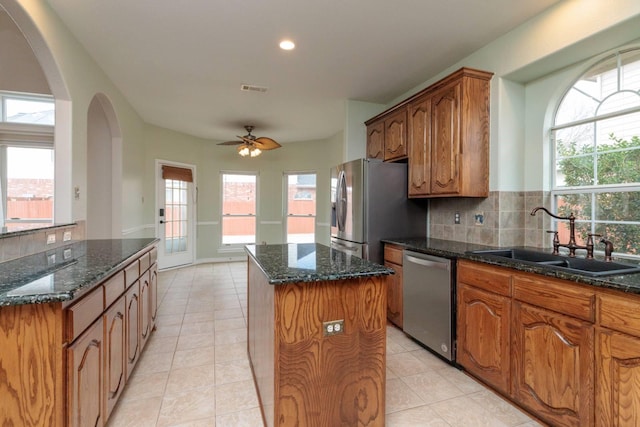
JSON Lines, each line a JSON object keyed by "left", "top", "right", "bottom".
{"left": 551, "top": 48, "right": 640, "bottom": 256}
{"left": 0, "top": 92, "right": 55, "bottom": 232}
{"left": 221, "top": 172, "right": 257, "bottom": 245}
{"left": 284, "top": 172, "right": 316, "bottom": 243}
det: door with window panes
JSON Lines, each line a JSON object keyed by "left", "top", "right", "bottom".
{"left": 285, "top": 173, "right": 316, "bottom": 243}
{"left": 157, "top": 163, "right": 195, "bottom": 269}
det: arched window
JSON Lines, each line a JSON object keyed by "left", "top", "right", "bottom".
{"left": 552, "top": 48, "right": 640, "bottom": 257}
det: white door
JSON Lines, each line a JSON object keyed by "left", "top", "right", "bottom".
{"left": 156, "top": 161, "right": 196, "bottom": 269}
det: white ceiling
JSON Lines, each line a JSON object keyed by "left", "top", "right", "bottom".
{"left": 45, "top": 0, "right": 561, "bottom": 144}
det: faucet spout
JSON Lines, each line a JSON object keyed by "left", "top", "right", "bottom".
{"left": 530, "top": 206, "right": 572, "bottom": 221}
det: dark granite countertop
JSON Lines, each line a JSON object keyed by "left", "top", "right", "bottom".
{"left": 0, "top": 238, "right": 159, "bottom": 306}
{"left": 245, "top": 243, "right": 394, "bottom": 285}
{"left": 382, "top": 237, "right": 640, "bottom": 295}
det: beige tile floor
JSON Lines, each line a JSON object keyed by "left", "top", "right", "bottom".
{"left": 107, "top": 262, "right": 544, "bottom": 427}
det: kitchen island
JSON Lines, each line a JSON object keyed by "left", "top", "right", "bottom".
{"left": 245, "top": 243, "right": 393, "bottom": 427}
{"left": 0, "top": 238, "right": 158, "bottom": 427}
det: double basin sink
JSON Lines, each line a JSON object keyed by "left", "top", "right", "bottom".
{"left": 468, "top": 248, "right": 640, "bottom": 277}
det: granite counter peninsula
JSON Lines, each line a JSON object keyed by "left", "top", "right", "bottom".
{"left": 0, "top": 238, "right": 158, "bottom": 427}
{"left": 245, "top": 243, "right": 393, "bottom": 427}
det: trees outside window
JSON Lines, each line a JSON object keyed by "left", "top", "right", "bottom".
{"left": 552, "top": 48, "right": 640, "bottom": 256}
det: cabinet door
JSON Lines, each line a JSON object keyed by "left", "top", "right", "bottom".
{"left": 125, "top": 282, "right": 140, "bottom": 380}
{"left": 384, "top": 261, "right": 403, "bottom": 328}
{"left": 104, "top": 297, "right": 126, "bottom": 419}
{"left": 67, "top": 318, "right": 103, "bottom": 427}
{"left": 407, "top": 95, "right": 431, "bottom": 197}
{"left": 150, "top": 262, "right": 158, "bottom": 326}
{"left": 596, "top": 328, "right": 640, "bottom": 427}
{"left": 512, "top": 301, "right": 594, "bottom": 427}
{"left": 140, "top": 272, "right": 151, "bottom": 351}
{"left": 366, "top": 121, "right": 384, "bottom": 160}
{"left": 457, "top": 283, "right": 510, "bottom": 394}
{"left": 384, "top": 109, "right": 407, "bottom": 161}
{"left": 430, "top": 82, "right": 461, "bottom": 195}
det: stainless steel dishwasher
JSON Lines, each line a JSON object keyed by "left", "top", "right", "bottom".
{"left": 403, "top": 250, "right": 455, "bottom": 362}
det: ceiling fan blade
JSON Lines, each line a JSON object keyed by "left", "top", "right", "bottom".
{"left": 217, "top": 140, "right": 243, "bottom": 146}
{"left": 253, "top": 137, "right": 281, "bottom": 150}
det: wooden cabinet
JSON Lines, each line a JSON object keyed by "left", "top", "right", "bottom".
{"left": 458, "top": 261, "right": 598, "bottom": 427}
{"left": 140, "top": 272, "right": 151, "bottom": 350}
{"left": 366, "top": 109, "right": 407, "bottom": 161}
{"left": 596, "top": 292, "right": 640, "bottom": 426}
{"left": 367, "top": 67, "right": 492, "bottom": 197}
{"left": 456, "top": 260, "right": 511, "bottom": 394}
{"left": 67, "top": 317, "right": 104, "bottom": 427}
{"left": 384, "top": 244, "right": 404, "bottom": 328}
{"left": 104, "top": 296, "right": 126, "bottom": 418}
{"left": 512, "top": 300, "right": 594, "bottom": 427}
{"left": 408, "top": 68, "right": 492, "bottom": 197}
{"left": 366, "top": 121, "right": 384, "bottom": 160}
{"left": 0, "top": 244, "right": 157, "bottom": 427}
{"left": 407, "top": 94, "right": 431, "bottom": 196}
{"left": 383, "top": 109, "right": 407, "bottom": 161}
{"left": 125, "top": 281, "right": 140, "bottom": 380}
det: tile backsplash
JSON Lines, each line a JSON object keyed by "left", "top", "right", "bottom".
{"left": 0, "top": 221, "right": 85, "bottom": 263}
{"left": 429, "top": 191, "right": 552, "bottom": 248}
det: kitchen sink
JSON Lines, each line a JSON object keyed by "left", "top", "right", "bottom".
{"left": 467, "top": 248, "right": 640, "bottom": 277}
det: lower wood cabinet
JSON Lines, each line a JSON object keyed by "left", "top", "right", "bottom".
{"left": 457, "top": 283, "right": 511, "bottom": 394}
{"left": 384, "top": 244, "right": 403, "bottom": 328}
{"left": 104, "top": 296, "right": 126, "bottom": 418}
{"left": 512, "top": 301, "right": 594, "bottom": 427}
{"left": 67, "top": 317, "right": 104, "bottom": 427}
{"left": 125, "top": 280, "right": 141, "bottom": 381}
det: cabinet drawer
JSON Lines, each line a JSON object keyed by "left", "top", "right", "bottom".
{"left": 66, "top": 285, "right": 105, "bottom": 342}
{"left": 384, "top": 245, "right": 403, "bottom": 265}
{"left": 104, "top": 271, "right": 125, "bottom": 308}
{"left": 125, "top": 260, "right": 140, "bottom": 288}
{"left": 513, "top": 273, "right": 595, "bottom": 322}
{"left": 599, "top": 292, "right": 640, "bottom": 336}
{"left": 139, "top": 251, "right": 151, "bottom": 274}
{"left": 457, "top": 260, "right": 511, "bottom": 296}
{"left": 149, "top": 246, "right": 158, "bottom": 264}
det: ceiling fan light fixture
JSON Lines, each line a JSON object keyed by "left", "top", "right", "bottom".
{"left": 250, "top": 147, "right": 262, "bottom": 157}
{"left": 238, "top": 145, "right": 250, "bottom": 157}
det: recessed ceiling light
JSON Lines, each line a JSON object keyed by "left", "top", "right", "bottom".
{"left": 279, "top": 40, "right": 295, "bottom": 50}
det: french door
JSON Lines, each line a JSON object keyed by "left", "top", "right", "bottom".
{"left": 156, "top": 161, "right": 195, "bottom": 269}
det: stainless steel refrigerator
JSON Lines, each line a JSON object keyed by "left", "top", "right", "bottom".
{"left": 330, "top": 158, "right": 427, "bottom": 264}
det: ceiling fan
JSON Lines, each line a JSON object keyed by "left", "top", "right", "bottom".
{"left": 217, "top": 125, "right": 281, "bottom": 157}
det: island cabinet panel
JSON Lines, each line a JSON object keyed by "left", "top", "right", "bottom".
{"left": 67, "top": 316, "right": 104, "bottom": 427}
{"left": 512, "top": 301, "right": 594, "bottom": 427}
{"left": 0, "top": 303, "right": 64, "bottom": 427}
{"left": 247, "top": 256, "right": 387, "bottom": 427}
{"left": 104, "top": 296, "right": 126, "bottom": 419}
{"left": 125, "top": 281, "right": 140, "bottom": 380}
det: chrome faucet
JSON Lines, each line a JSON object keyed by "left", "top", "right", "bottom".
{"left": 530, "top": 207, "right": 595, "bottom": 258}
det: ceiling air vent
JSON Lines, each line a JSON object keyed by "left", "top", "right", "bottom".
{"left": 240, "top": 84, "right": 268, "bottom": 93}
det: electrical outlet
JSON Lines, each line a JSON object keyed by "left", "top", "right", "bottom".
{"left": 454, "top": 212, "right": 461, "bottom": 224}
{"left": 63, "top": 231, "right": 72, "bottom": 242}
{"left": 323, "top": 320, "right": 344, "bottom": 336}
{"left": 46, "top": 233, "right": 56, "bottom": 245}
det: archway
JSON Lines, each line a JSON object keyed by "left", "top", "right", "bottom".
{"left": 87, "top": 94, "right": 122, "bottom": 238}
{"left": 0, "top": 0, "right": 72, "bottom": 223}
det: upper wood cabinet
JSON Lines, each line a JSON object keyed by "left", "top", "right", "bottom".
{"left": 366, "top": 121, "right": 384, "bottom": 160}
{"left": 366, "top": 109, "right": 407, "bottom": 161}
{"left": 366, "top": 67, "right": 493, "bottom": 197}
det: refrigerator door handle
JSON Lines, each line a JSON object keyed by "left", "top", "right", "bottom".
{"left": 336, "top": 170, "right": 347, "bottom": 232}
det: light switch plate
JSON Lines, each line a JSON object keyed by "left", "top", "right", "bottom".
{"left": 46, "top": 234, "right": 56, "bottom": 245}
